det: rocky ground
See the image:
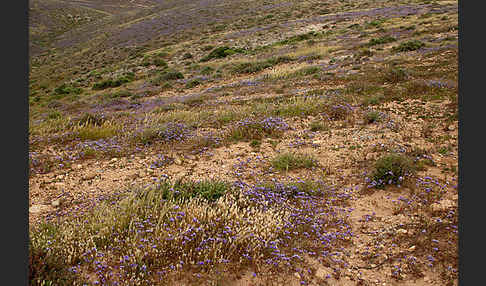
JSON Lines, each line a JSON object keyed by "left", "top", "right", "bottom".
{"left": 29, "top": 0, "right": 458, "bottom": 285}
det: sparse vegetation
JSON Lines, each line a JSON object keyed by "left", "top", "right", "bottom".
{"left": 29, "top": 0, "right": 458, "bottom": 284}
{"left": 369, "top": 153, "right": 416, "bottom": 189}
{"left": 271, "top": 152, "right": 319, "bottom": 171}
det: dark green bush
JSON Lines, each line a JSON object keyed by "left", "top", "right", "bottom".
{"left": 200, "top": 46, "right": 245, "bottom": 62}
{"left": 392, "top": 40, "right": 425, "bottom": 52}
{"left": 370, "top": 153, "right": 416, "bottom": 188}
{"left": 367, "top": 36, "right": 396, "bottom": 46}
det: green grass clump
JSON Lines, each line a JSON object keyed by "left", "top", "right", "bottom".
{"left": 200, "top": 46, "right": 245, "bottom": 62}
{"left": 370, "top": 153, "right": 416, "bottom": 188}
{"left": 392, "top": 40, "right": 425, "bottom": 52}
{"left": 150, "top": 70, "right": 184, "bottom": 85}
{"left": 92, "top": 73, "right": 135, "bottom": 90}
{"left": 367, "top": 36, "right": 396, "bottom": 46}
{"left": 364, "top": 110, "right": 381, "bottom": 123}
{"left": 185, "top": 79, "right": 202, "bottom": 88}
{"left": 271, "top": 152, "right": 319, "bottom": 171}
{"left": 159, "top": 179, "right": 231, "bottom": 202}
{"left": 54, "top": 83, "right": 82, "bottom": 95}
{"left": 309, "top": 120, "right": 329, "bottom": 131}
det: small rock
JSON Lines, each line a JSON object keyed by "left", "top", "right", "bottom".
{"left": 448, "top": 125, "right": 455, "bottom": 131}
{"left": 76, "top": 164, "right": 83, "bottom": 169}
{"left": 110, "top": 158, "right": 118, "bottom": 162}
{"left": 29, "top": 204, "right": 50, "bottom": 213}
{"left": 397, "top": 229, "right": 407, "bottom": 234}
{"left": 408, "top": 245, "right": 416, "bottom": 252}
{"left": 83, "top": 173, "right": 96, "bottom": 180}
{"left": 293, "top": 272, "right": 301, "bottom": 279}
{"left": 51, "top": 199, "right": 61, "bottom": 207}
{"left": 366, "top": 153, "right": 375, "bottom": 161}
{"left": 174, "top": 158, "right": 183, "bottom": 165}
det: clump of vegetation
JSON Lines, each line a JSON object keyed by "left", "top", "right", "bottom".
{"left": 271, "top": 152, "right": 319, "bottom": 171}
{"left": 133, "top": 122, "right": 190, "bottom": 145}
{"left": 277, "top": 31, "right": 320, "bottom": 45}
{"left": 228, "top": 117, "right": 289, "bottom": 141}
{"left": 367, "top": 35, "right": 396, "bottom": 46}
{"left": 200, "top": 66, "right": 214, "bottom": 75}
{"left": 368, "top": 153, "right": 416, "bottom": 189}
{"left": 182, "top": 52, "right": 193, "bottom": 60}
{"left": 392, "top": 40, "right": 425, "bottom": 52}
{"left": 362, "top": 94, "right": 385, "bottom": 106}
{"left": 92, "top": 73, "right": 135, "bottom": 90}
{"left": 185, "top": 78, "right": 202, "bottom": 88}
{"left": 365, "top": 110, "right": 381, "bottom": 123}
{"left": 309, "top": 120, "right": 328, "bottom": 131}
{"left": 249, "top": 139, "right": 261, "bottom": 148}
{"left": 54, "top": 83, "right": 82, "bottom": 95}
{"left": 150, "top": 69, "right": 184, "bottom": 85}
{"left": 200, "top": 46, "right": 245, "bottom": 62}
{"left": 76, "top": 112, "right": 106, "bottom": 126}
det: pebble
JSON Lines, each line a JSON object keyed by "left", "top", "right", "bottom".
{"left": 397, "top": 229, "right": 407, "bottom": 234}
{"left": 51, "top": 199, "right": 61, "bottom": 207}
{"left": 29, "top": 204, "right": 50, "bottom": 213}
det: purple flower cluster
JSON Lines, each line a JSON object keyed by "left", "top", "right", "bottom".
{"left": 150, "top": 154, "right": 174, "bottom": 169}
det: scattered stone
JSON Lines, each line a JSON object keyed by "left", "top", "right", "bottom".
{"left": 76, "top": 164, "right": 83, "bottom": 169}
{"left": 51, "top": 199, "right": 61, "bottom": 207}
{"left": 83, "top": 173, "right": 97, "bottom": 180}
{"left": 29, "top": 204, "right": 50, "bottom": 214}
{"left": 408, "top": 245, "right": 416, "bottom": 252}
{"left": 397, "top": 229, "right": 408, "bottom": 234}
{"left": 448, "top": 124, "right": 455, "bottom": 131}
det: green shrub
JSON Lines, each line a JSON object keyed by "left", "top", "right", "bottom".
{"left": 200, "top": 66, "right": 214, "bottom": 75}
{"left": 249, "top": 139, "right": 261, "bottom": 148}
{"left": 92, "top": 73, "right": 135, "bottom": 90}
{"left": 185, "top": 79, "right": 202, "bottom": 88}
{"left": 370, "top": 153, "right": 416, "bottom": 188}
{"left": 200, "top": 46, "right": 245, "bottom": 62}
{"left": 392, "top": 40, "right": 425, "bottom": 52}
{"left": 365, "top": 111, "right": 381, "bottom": 123}
{"left": 309, "top": 120, "right": 328, "bottom": 131}
{"left": 182, "top": 52, "right": 193, "bottom": 60}
{"left": 54, "top": 84, "right": 82, "bottom": 95}
{"left": 150, "top": 70, "right": 184, "bottom": 86}
{"left": 271, "top": 152, "right": 319, "bottom": 171}
{"left": 367, "top": 36, "right": 396, "bottom": 46}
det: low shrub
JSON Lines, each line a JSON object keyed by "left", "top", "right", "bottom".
{"left": 392, "top": 40, "right": 425, "bottom": 52}
{"left": 368, "top": 153, "right": 416, "bottom": 188}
